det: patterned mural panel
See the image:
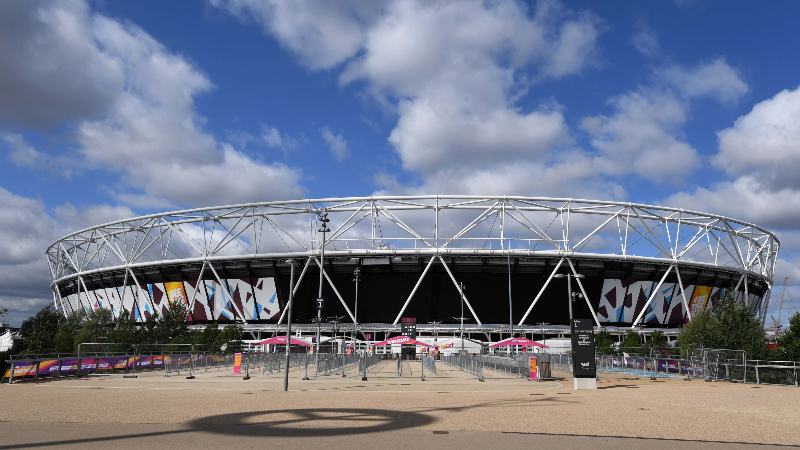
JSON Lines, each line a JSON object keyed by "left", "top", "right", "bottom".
{"left": 623, "top": 281, "right": 653, "bottom": 323}
{"left": 597, "top": 278, "right": 628, "bottom": 322}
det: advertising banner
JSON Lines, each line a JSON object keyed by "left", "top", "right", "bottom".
{"left": 139, "top": 356, "right": 153, "bottom": 368}
{"left": 529, "top": 356, "right": 538, "bottom": 381}
{"left": 81, "top": 359, "right": 98, "bottom": 372}
{"left": 233, "top": 353, "right": 242, "bottom": 374}
{"left": 571, "top": 319, "right": 596, "bottom": 378}
{"left": 3, "top": 361, "right": 37, "bottom": 378}
{"left": 37, "top": 360, "right": 60, "bottom": 375}
{"left": 153, "top": 356, "right": 164, "bottom": 366}
{"left": 689, "top": 286, "right": 712, "bottom": 316}
{"left": 97, "top": 358, "right": 114, "bottom": 371}
{"left": 114, "top": 357, "right": 128, "bottom": 370}
{"left": 59, "top": 359, "right": 79, "bottom": 373}
{"left": 165, "top": 281, "right": 188, "bottom": 308}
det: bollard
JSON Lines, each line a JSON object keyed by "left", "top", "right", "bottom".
{"left": 302, "top": 353, "right": 309, "bottom": 380}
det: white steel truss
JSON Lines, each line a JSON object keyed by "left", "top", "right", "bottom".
{"left": 46, "top": 196, "right": 781, "bottom": 324}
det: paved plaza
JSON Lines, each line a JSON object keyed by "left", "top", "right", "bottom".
{"left": 0, "top": 361, "right": 798, "bottom": 449}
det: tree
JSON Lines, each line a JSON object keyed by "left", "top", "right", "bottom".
{"left": 74, "top": 308, "right": 115, "bottom": 349}
{"left": 186, "top": 323, "right": 222, "bottom": 352}
{"left": 217, "top": 324, "right": 243, "bottom": 353}
{"left": 53, "top": 312, "right": 83, "bottom": 354}
{"left": 594, "top": 330, "right": 615, "bottom": 354}
{"left": 106, "top": 310, "right": 139, "bottom": 351}
{"left": 619, "top": 330, "right": 644, "bottom": 354}
{"left": 153, "top": 302, "right": 190, "bottom": 344}
{"left": 17, "top": 305, "right": 61, "bottom": 355}
{"left": 677, "top": 287, "right": 767, "bottom": 360}
{"left": 778, "top": 312, "right": 800, "bottom": 361}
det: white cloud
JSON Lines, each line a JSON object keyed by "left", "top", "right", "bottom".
{"left": 631, "top": 21, "right": 659, "bottom": 57}
{"left": 345, "top": 0, "right": 600, "bottom": 186}
{"left": 214, "top": 0, "right": 603, "bottom": 195}
{"left": 666, "top": 84, "right": 800, "bottom": 234}
{"left": 665, "top": 175, "right": 800, "bottom": 230}
{"left": 1, "top": 133, "right": 71, "bottom": 177}
{"left": 0, "top": 187, "right": 139, "bottom": 325}
{"left": 580, "top": 58, "right": 746, "bottom": 184}
{"left": 53, "top": 202, "right": 136, "bottom": 231}
{"left": 0, "top": 0, "right": 123, "bottom": 128}
{"left": 389, "top": 98, "right": 570, "bottom": 173}
{"left": 261, "top": 124, "right": 299, "bottom": 155}
{"left": 713, "top": 85, "right": 800, "bottom": 189}
{"left": 660, "top": 58, "right": 748, "bottom": 103}
{"left": 581, "top": 90, "right": 699, "bottom": 181}
{"left": 0, "top": 0, "right": 306, "bottom": 208}
{"left": 210, "top": 0, "right": 383, "bottom": 70}
{"left": 320, "top": 127, "right": 350, "bottom": 161}
{"left": 375, "top": 151, "right": 625, "bottom": 200}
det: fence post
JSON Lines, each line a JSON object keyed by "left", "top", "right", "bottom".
{"left": 8, "top": 362, "right": 14, "bottom": 384}
{"left": 755, "top": 363, "right": 759, "bottom": 385}
{"left": 187, "top": 345, "right": 196, "bottom": 379}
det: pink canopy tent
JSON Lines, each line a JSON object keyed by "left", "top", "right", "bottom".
{"left": 490, "top": 337, "right": 549, "bottom": 348}
{"left": 373, "top": 335, "right": 431, "bottom": 347}
{"left": 256, "top": 336, "right": 312, "bottom": 346}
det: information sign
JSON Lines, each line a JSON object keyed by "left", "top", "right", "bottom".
{"left": 571, "top": 318, "right": 596, "bottom": 378}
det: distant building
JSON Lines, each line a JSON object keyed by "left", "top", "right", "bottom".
{"left": 0, "top": 328, "right": 16, "bottom": 352}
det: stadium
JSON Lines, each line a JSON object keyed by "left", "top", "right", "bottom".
{"left": 44, "top": 196, "right": 780, "bottom": 340}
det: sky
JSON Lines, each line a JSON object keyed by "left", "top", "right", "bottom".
{"left": 1, "top": 0, "right": 800, "bottom": 327}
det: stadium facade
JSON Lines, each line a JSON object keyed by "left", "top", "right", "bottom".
{"left": 45, "top": 196, "right": 780, "bottom": 334}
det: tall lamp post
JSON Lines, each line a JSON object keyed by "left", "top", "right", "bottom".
{"left": 553, "top": 273, "right": 584, "bottom": 337}
{"left": 328, "top": 315, "right": 345, "bottom": 377}
{"left": 283, "top": 259, "right": 297, "bottom": 391}
{"left": 431, "top": 321, "right": 441, "bottom": 358}
{"left": 353, "top": 267, "right": 360, "bottom": 353}
{"left": 453, "top": 281, "right": 467, "bottom": 354}
{"left": 315, "top": 210, "right": 330, "bottom": 376}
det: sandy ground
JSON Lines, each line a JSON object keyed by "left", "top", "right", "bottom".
{"left": 1, "top": 360, "right": 798, "bottom": 448}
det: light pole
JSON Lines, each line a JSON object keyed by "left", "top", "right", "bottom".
{"left": 431, "top": 321, "right": 441, "bottom": 358}
{"left": 283, "top": 258, "right": 297, "bottom": 391}
{"left": 537, "top": 322, "right": 549, "bottom": 350}
{"left": 507, "top": 252, "right": 513, "bottom": 347}
{"left": 553, "top": 273, "right": 584, "bottom": 335}
{"left": 353, "top": 267, "right": 360, "bottom": 353}
{"left": 554, "top": 272, "right": 584, "bottom": 377}
{"left": 453, "top": 281, "right": 467, "bottom": 354}
{"left": 315, "top": 210, "right": 330, "bottom": 375}
{"left": 329, "top": 315, "right": 345, "bottom": 377}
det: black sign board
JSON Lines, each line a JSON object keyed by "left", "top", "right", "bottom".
{"left": 400, "top": 318, "right": 417, "bottom": 357}
{"left": 571, "top": 318, "right": 596, "bottom": 378}
{"left": 316, "top": 298, "right": 325, "bottom": 311}
{"left": 400, "top": 318, "right": 417, "bottom": 338}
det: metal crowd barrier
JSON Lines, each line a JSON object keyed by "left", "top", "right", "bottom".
{"left": 313, "top": 353, "right": 360, "bottom": 376}
{"left": 358, "top": 353, "right": 381, "bottom": 380}
{"left": 421, "top": 354, "right": 437, "bottom": 376}
{"left": 3, "top": 351, "right": 236, "bottom": 383}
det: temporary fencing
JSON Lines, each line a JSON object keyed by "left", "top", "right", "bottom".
{"left": 359, "top": 353, "right": 381, "bottom": 379}
{"left": 314, "top": 353, "right": 360, "bottom": 376}
{"left": 480, "top": 354, "right": 531, "bottom": 378}
{"left": 2, "top": 343, "right": 237, "bottom": 383}
{"left": 421, "top": 354, "right": 436, "bottom": 375}
{"left": 440, "top": 354, "right": 484, "bottom": 379}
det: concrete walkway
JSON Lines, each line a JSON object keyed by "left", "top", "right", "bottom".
{"left": 1, "top": 365, "right": 798, "bottom": 448}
